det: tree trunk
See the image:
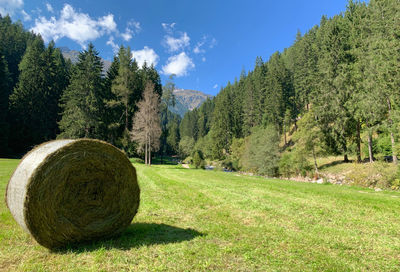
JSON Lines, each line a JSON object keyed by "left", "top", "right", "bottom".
{"left": 368, "top": 132, "right": 374, "bottom": 163}
{"left": 148, "top": 136, "right": 151, "bottom": 166}
{"left": 145, "top": 135, "right": 147, "bottom": 165}
{"left": 284, "top": 127, "right": 287, "bottom": 146}
{"left": 312, "top": 145, "right": 318, "bottom": 174}
{"left": 343, "top": 143, "right": 349, "bottom": 163}
{"left": 391, "top": 131, "right": 397, "bottom": 164}
{"left": 387, "top": 98, "right": 397, "bottom": 164}
{"left": 125, "top": 106, "right": 128, "bottom": 132}
{"left": 356, "top": 121, "right": 362, "bottom": 163}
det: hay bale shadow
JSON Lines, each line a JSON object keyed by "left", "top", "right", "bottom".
{"left": 55, "top": 223, "right": 204, "bottom": 253}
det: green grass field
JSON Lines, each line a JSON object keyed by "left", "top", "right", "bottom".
{"left": 1, "top": 158, "right": 400, "bottom": 271}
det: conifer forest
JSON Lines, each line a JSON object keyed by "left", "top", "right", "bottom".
{"left": 1, "top": 0, "right": 400, "bottom": 180}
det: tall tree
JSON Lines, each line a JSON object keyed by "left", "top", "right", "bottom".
{"left": 9, "top": 37, "right": 68, "bottom": 153}
{"left": 110, "top": 46, "right": 135, "bottom": 132}
{"left": 131, "top": 81, "right": 162, "bottom": 165}
{"left": 0, "top": 54, "right": 11, "bottom": 155}
{"left": 59, "top": 43, "right": 105, "bottom": 139}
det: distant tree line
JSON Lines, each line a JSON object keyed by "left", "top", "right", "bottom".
{"left": 0, "top": 15, "right": 181, "bottom": 160}
{"left": 178, "top": 0, "right": 400, "bottom": 176}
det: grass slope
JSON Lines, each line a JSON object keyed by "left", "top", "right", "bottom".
{"left": 1, "top": 158, "right": 400, "bottom": 271}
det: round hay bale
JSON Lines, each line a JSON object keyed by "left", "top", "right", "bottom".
{"left": 5, "top": 139, "right": 140, "bottom": 249}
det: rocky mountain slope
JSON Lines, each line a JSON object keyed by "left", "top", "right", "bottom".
{"left": 59, "top": 47, "right": 112, "bottom": 74}
{"left": 171, "top": 89, "right": 212, "bottom": 117}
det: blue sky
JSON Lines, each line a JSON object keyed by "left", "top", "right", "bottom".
{"left": 1, "top": 0, "right": 351, "bottom": 95}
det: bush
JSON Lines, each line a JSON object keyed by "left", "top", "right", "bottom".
{"left": 179, "top": 136, "right": 195, "bottom": 158}
{"left": 192, "top": 150, "right": 205, "bottom": 169}
{"left": 221, "top": 158, "right": 240, "bottom": 171}
{"left": 194, "top": 134, "right": 214, "bottom": 159}
{"left": 279, "top": 149, "right": 312, "bottom": 177}
{"left": 241, "top": 125, "right": 280, "bottom": 176}
{"left": 346, "top": 161, "right": 397, "bottom": 188}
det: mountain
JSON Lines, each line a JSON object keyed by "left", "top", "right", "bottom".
{"left": 170, "top": 89, "right": 212, "bottom": 117}
{"left": 59, "top": 47, "right": 112, "bottom": 74}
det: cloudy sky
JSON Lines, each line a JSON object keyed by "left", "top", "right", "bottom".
{"left": 1, "top": 0, "right": 350, "bottom": 95}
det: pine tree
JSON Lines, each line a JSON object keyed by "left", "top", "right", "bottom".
{"left": 9, "top": 37, "right": 67, "bottom": 153}
{"left": 110, "top": 46, "right": 135, "bottom": 132}
{"left": 59, "top": 43, "right": 105, "bottom": 139}
{"left": 0, "top": 55, "right": 11, "bottom": 155}
{"left": 103, "top": 55, "right": 122, "bottom": 145}
{"left": 313, "top": 15, "right": 356, "bottom": 162}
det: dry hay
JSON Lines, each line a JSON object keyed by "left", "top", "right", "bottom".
{"left": 5, "top": 139, "right": 140, "bottom": 249}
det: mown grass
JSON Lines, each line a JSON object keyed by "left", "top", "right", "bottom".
{"left": 1, "top": 158, "right": 400, "bottom": 271}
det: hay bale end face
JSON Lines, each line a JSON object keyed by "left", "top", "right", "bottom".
{"left": 6, "top": 139, "right": 140, "bottom": 249}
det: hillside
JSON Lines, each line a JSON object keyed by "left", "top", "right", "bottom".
{"left": 1, "top": 159, "right": 400, "bottom": 270}
{"left": 60, "top": 47, "right": 112, "bottom": 74}
{"left": 171, "top": 89, "right": 212, "bottom": 117}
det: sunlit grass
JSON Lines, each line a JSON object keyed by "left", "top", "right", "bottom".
{"left": 1, "top": 158, "right": 400, "bottom": 271}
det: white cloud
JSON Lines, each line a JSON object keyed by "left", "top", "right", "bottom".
{"left": 106, "top": 36, "right": 119, "bottom": 53}
{"left": 193, "top": 41, "right": 205, "bottom": 54}
{"left": 161, "top": 22, "right": 175, "bottom": 33}
{"left": 132, "top": 46, "right": 159, "bottom": 68}
{"left": 21, "top": 9, "right": 30, "bottom": 21}
{"left": 164, "top": 32, "right": 190, "bottom": 52}
{"left": 210, "top": 37, "right": 217, "bottom": 48}
{"left": 121, "top": 20, "right": 141, "bottom": 41}
{"left": 30, "top": 4, "right": 117, "bottom": 47}
{"left": 0, "top": 0, "right": 23, "bottom": 16}
{"left": 213, "top": 84, "right": 218, "bottom": 89}
{"left": 46, "top": 3, "right": 53, "bottom": 13}
{"left": 193, "top": 35, "right": 217, "bottom": 54}
{"left": 162, "top": 52, "right": 194, "bottom": 77}
{"left": 202, "top": 57, "right": 206, "bottom": 62}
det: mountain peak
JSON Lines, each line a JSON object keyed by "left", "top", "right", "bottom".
{"left": 171, "top": 89, "right": 212, "bottom": 116}
{"left": 59, "top": 47, "right": 111, "bottom": 74}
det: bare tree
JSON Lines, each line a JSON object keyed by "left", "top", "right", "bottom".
{"left": 131, "top": 81, "right": 161, "bottom": 165}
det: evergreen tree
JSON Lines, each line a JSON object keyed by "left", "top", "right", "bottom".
{"left": 0, "top": 55, "right": 11, "bottom": 155}
{"left": 59, "top": 43, "right": 105, "bottom": 139}
{"left": 9, "top": 37, "right": 68, "bottom": 153}
{"left": 110, "top": 46, "right": 135, "bottom": 133}
{"left": 313, "top": 15, "right": 356, "bottom": 162}
{"left": 103, "top": 55, "right": 122, "bottom": 145}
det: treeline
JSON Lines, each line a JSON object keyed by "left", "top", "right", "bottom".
{"left": 178, "top": 0, "right": 400, "bottom": 175}
{"left": 0, "top": 15, "right": 181, "bottom": 158}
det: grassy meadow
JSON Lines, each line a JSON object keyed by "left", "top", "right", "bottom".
{"left": 1, "top": 158, "right": 400, "bottom": 271}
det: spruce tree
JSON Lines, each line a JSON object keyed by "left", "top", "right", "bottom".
{"left": 0, "top": 55, "right": 11, "bottom": 155}
{"left": 9, "top": 37, "right": 60, "bottom": 153}
{"left": 59, "top": 43, "right": 105, "bottom": 139}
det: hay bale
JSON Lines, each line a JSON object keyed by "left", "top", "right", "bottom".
{"left": 5, "top": 139, "right": 140, "bottom": 249}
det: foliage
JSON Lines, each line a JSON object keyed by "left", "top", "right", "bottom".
{"left": 241, "top": 125, "right": 280, "bottom": 176}
{"left": 192, "top": 150, "right": 205, "bottom": 169}
{"left": 9, "top": 38, "right": 69, "bottom": 153}
{"left": 58, "top": 43, "right": 105, "bottom": 139}
{"left": 179, "top": 136, "right": 195, "bottom": 158}
{"left": 279, "top": 149, "right": 313, "bottom": 177}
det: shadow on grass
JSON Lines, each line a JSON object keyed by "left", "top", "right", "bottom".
{"left": 55, "top": 223, "right": 204, "bottom": 253}
{"left": 319, "top": 159, "right": 353, "bottom": 170}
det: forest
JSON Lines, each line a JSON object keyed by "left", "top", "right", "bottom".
{"left": 0, "top": 0, "right": 399, "bottom": 178}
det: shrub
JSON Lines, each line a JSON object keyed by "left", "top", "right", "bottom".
{"left": 192, "top": 150, "right": 205, "bottom": 169}
{"left": 179, "top": 136, "right": 195, "bottom": 158}
{"left": 279, "top": 149, "right": 312, "bottom": 177}
{"left": 241, "top": 125, "right": 280, "bottom": 176}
